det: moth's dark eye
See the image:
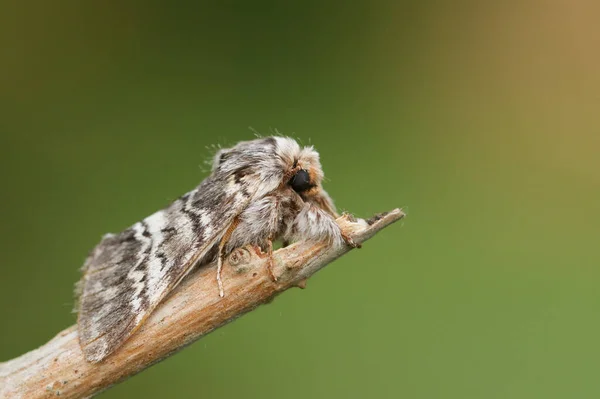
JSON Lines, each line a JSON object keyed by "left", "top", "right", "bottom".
{"left": 290, "top": 169, "right": 312, "bottom": 192}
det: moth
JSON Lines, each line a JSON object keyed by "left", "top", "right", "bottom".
{"left": 77, "top": 136, "right": 358, "bottom": 362}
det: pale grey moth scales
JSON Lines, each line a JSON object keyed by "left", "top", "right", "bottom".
{"left": 78, "top": 137, "right": 348, "bottom": 362}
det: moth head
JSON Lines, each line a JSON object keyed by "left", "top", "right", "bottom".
{"left": 275, "top": 138, "right": 335, "bottom": 208}
{"left": 284, "top": 145, "right": 338, "bottom": 217}
{"left": 276, "top": 138, "right": 324, "bottom": 192}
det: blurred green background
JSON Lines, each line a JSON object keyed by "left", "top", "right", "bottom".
{"left": 1, "top": 1, "right": 599, "bottom": 398}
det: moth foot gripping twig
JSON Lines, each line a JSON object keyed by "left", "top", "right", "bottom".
{"left": 217, "top": 217, "right": 241, "bottom": 297}
{"left": 342, "top": 232, "right": 361, "bottom": 249}
{"left": 266, "top": 239, "right": 278, "bottom": 282}
{"left": 217, "top": 254, "right": 225, "bottom": 298}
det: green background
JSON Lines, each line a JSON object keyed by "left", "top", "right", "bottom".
{"left": 1, "top": 2, "right": 599, "bottom": 398}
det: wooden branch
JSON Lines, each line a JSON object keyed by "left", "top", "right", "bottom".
{"left": 0, "top": 209, "right": 404, "bottom": 399}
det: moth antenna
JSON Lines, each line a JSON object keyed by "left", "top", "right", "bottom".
{"left": 216, "top": 255, "right": 225, "bottom": 297}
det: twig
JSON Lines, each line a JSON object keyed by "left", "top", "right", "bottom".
{"left": 0, "top": 209, "right": 404, "bottom": 399}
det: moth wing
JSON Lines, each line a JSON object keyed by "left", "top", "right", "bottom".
{"left": 77, "top": 174, "right": 250, "bottom": 362}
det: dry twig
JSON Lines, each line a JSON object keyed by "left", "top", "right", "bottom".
{"left": 0, "top": 209, "right": 404, "bottom": 399}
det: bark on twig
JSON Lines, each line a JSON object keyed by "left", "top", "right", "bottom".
{"left": 0, "top": 209, "right": 405, "bottom": 399}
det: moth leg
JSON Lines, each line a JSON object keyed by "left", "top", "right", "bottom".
{"left": 227, "top": 196, "right": 285, "bottom": 283}
{"left": 287, "top": 203, "right": 349, "bottom": 247}
{"left": 217, "top": 217, "right": 240, "bottom": 297}
{"left": 341, "top": 231, "right": 361, "bottom": 249}
{"left": 216, "top": 248, "right": 225, "bottom": 298}
{"left": 300, "top": 187, "right": 359, "bottom": 247}
{"left": 266, "top": 238, "right": 277, "bottom": 282}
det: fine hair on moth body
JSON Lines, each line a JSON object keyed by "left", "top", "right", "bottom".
{"left": 76, "top": 136, "right": 359, "bottom": 363}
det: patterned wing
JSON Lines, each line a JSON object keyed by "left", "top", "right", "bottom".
{"left": 77, "top": 172, "right": 251, "bottom": 362}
